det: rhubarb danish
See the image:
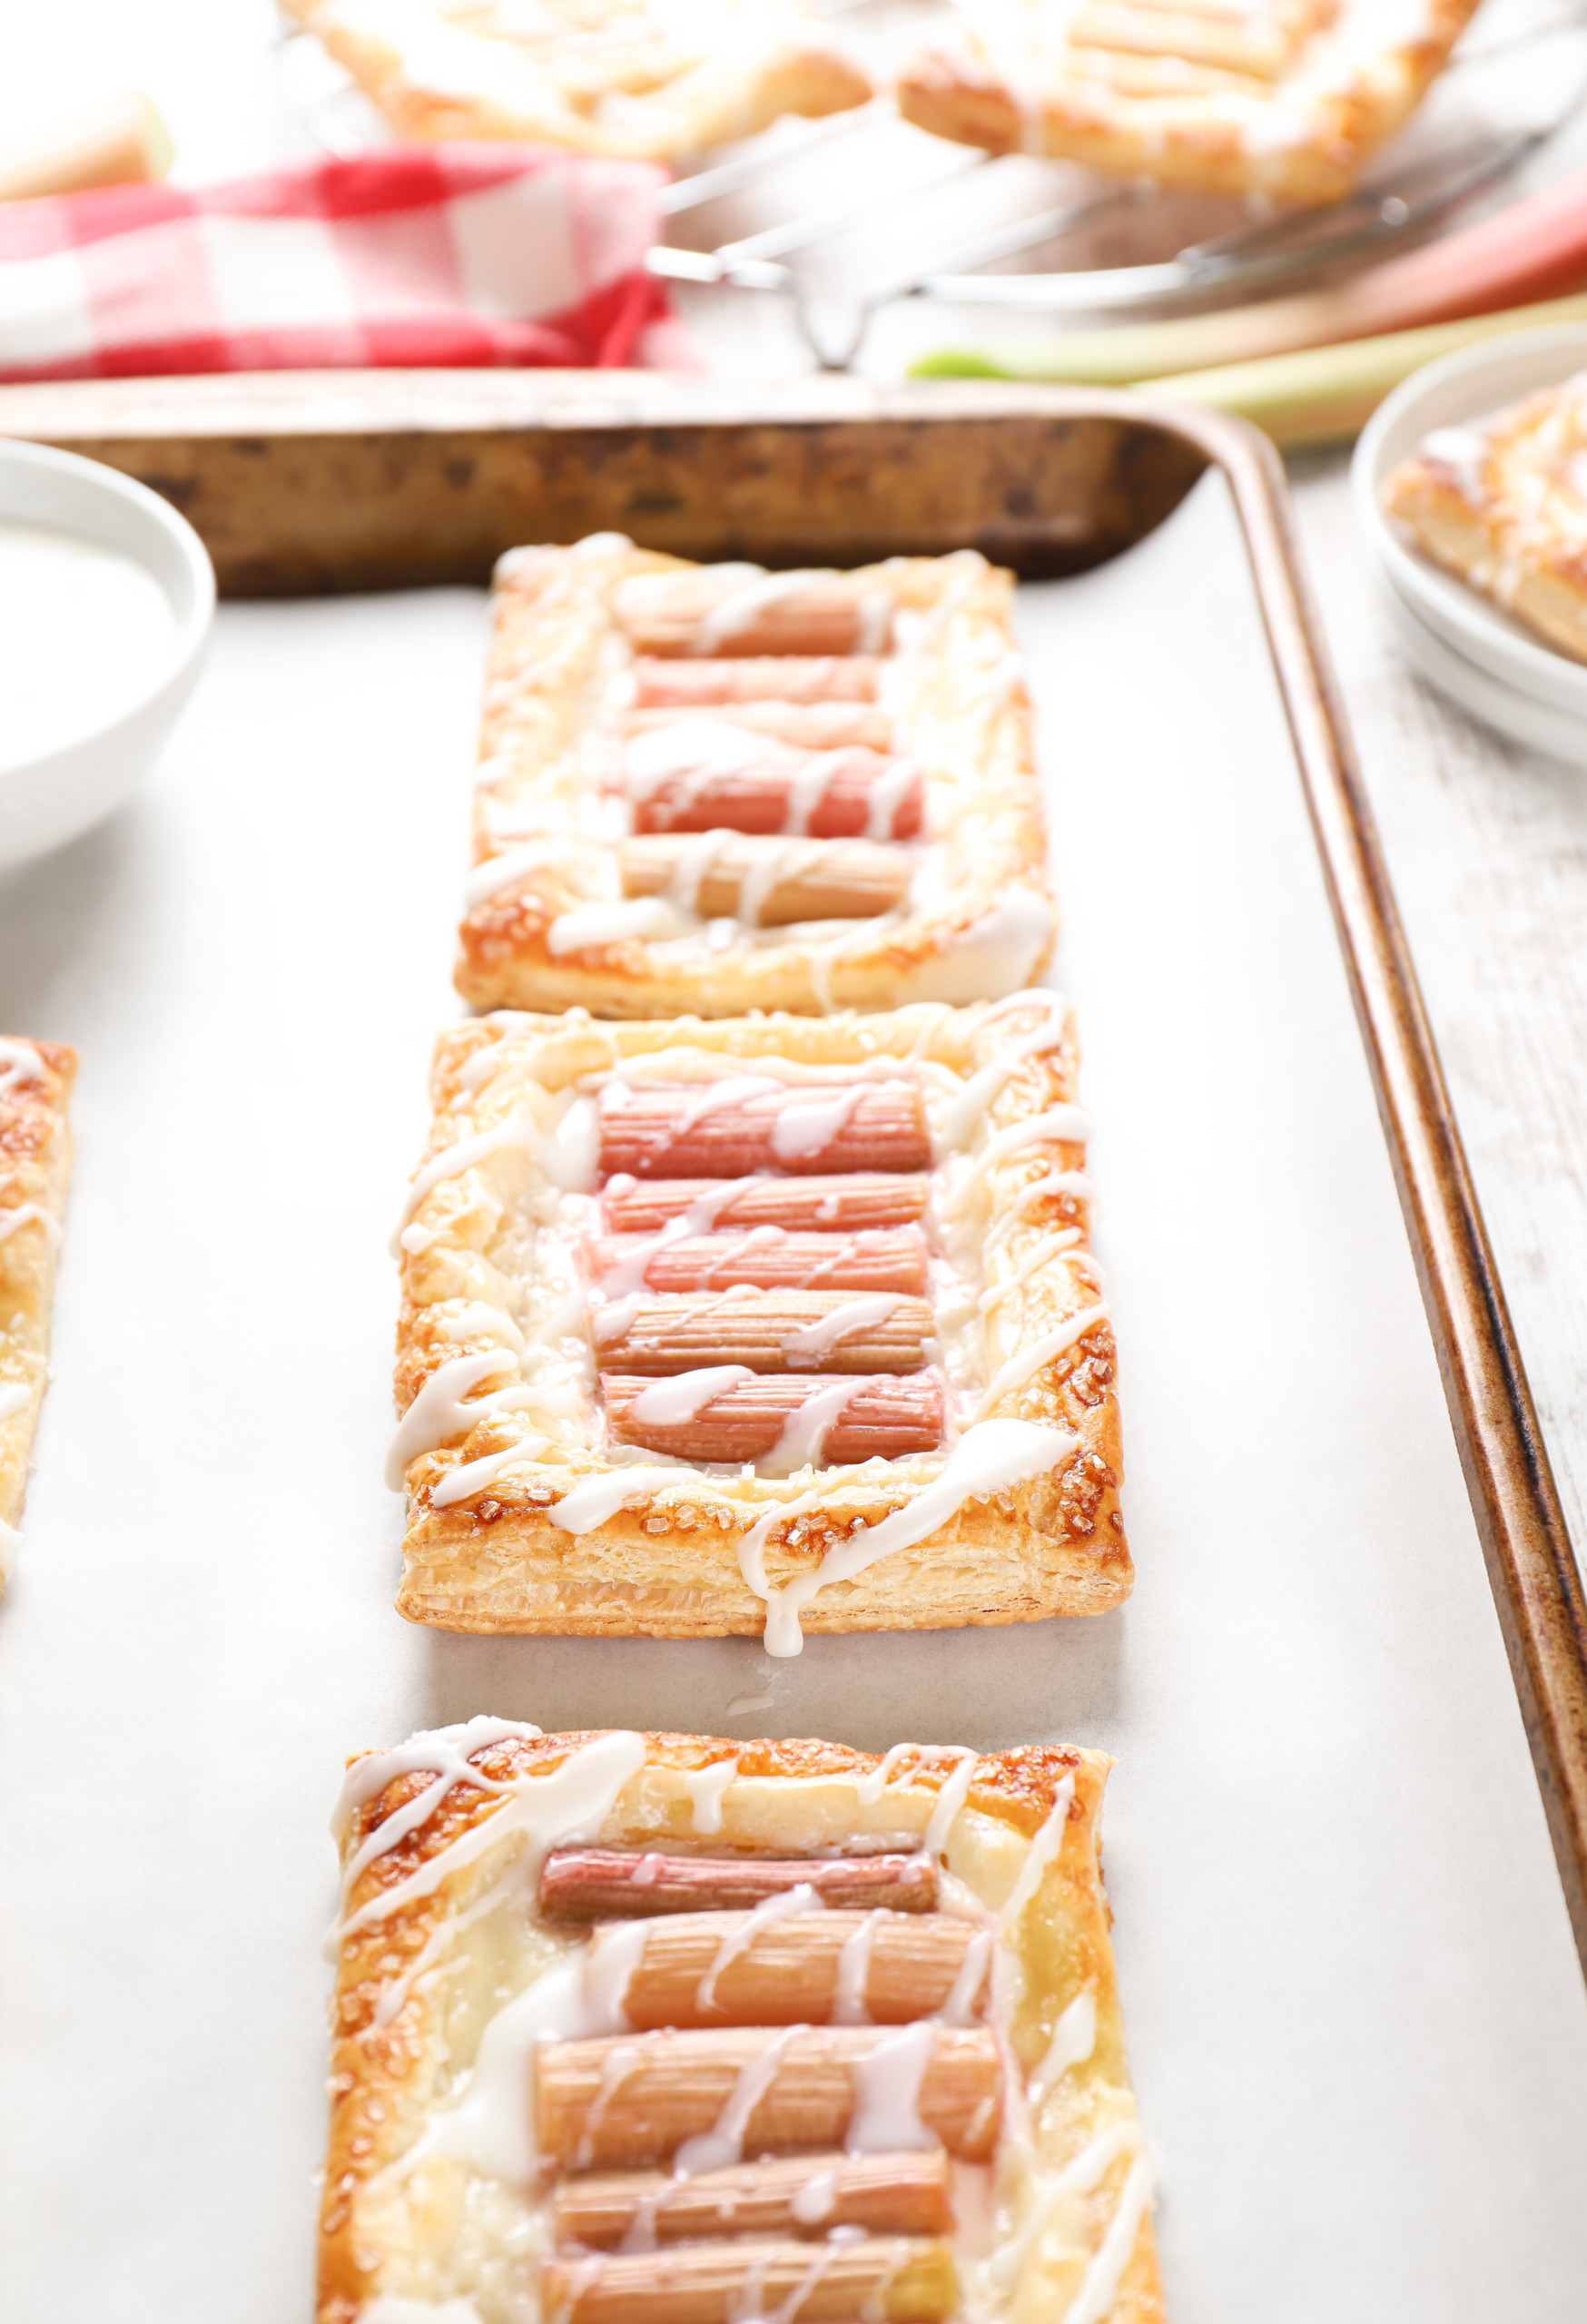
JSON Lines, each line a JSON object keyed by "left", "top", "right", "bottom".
{"left": 456, "top": 537, "right": 1056, "bottom": 1019}
{"left": 0, "top": 1037, "right": 74, "bottom": 1592}
{"left": 281, "top": 0, "right": 871, "bottom": 162}
{"left": 389, "top": 995, "right": 1127, "bottom": 1645}
{"left": 1384, "top": 375, "right": 1587, "bottom": 665}
{"left": 895, "top": 0, "right": 1480, "bottom": 203}
{"left": 318, "top": 1721, "right": 1165, "bottom": 2324}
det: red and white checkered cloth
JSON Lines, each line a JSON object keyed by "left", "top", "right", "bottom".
{"left": 0, "top": 147, "right": 694, "bottom": 380}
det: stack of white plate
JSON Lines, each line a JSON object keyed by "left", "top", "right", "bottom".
{"left": 1354, "top": 322, "right": 1587, "bottom": 765}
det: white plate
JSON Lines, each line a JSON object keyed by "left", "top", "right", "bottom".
{"left": 0, "top": 438, "right": 213, "bottom": 871}
{"left": 1354, "top": 321, "right": 1587, "bottom": 726}
{"left": 1375, "top": 566, "right": 1587, "bottom": 762}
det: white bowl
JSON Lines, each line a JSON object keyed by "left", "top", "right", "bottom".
{"left": 1375, "top": 567, "right": 1587, "bottom": 764}
{"left": 0, "top": 438, "right": 214, "bottom": 871}
{"left": 1354, "top": 322, "right": 1587, "bottom": 734}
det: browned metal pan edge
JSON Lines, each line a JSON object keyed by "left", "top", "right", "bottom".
{"left": 8, "top": 370, "right": 1583, "bottom": 1971}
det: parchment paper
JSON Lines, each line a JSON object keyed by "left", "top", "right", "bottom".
{"left": 1, "top": 473, "right": 1583, "bottom": 2321}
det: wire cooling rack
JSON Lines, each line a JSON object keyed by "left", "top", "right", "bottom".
{"left": 278, "top": 0, "right": 1587, "bottom": 368}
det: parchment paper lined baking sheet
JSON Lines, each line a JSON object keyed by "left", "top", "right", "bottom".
{"left": 1, "top": 474, "right": 1584, "bottom": 2322}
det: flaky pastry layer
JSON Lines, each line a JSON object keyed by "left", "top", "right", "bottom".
{"left": 455, "top": 540, "right": 1056, "bottom": 1020}
{"left": 896, "top": 0, "right": 1479, "bottom": 202}
{"left": 390, "top": 999, "right": 1129, "bottom": 1643}
{"left": 0, "top": 1038, "right": 74, "bottom": 1588}
{"left": 1385, "top": 374, "right": 1587, "bottom": 665}
{"left": 319, "top": 1721, "right": 1163, "bottom": 2324}
{"left": 284, "top": 0, "right": 872, "bottom": 162}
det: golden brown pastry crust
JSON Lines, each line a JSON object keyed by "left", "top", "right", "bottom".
{"left": 319, "top": 1724, "right": 1164, "bottom": 2324}
{"left": 0, "top": 1039, "right": 74, "bottom": 1583}
{"left": 1384, "top": 377, "right": 1587, "bottom": 665}
{"left": 391, "top": 999, "right": 1129, "bottom": 1640}
{"left": 284, "top": 0, "right": 872, "bottom": 162}
{"left": 896, "top": 0, "right": 1481, "bottom": 202}
{"left": 455, "top": 541, "right": 1057, "bottom": 1021}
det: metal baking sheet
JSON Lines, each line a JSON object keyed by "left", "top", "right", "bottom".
{"left": 1, "top": 440, "right": 1585, "bottom": 2320}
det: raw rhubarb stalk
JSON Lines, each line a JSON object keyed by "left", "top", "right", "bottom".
{"left": 621, "top": 834, "right": 911, "bottom": 924}
{"left": 592, "top": 1290, "right": 932, "bottom": 1374}
{"left": 629, "top": 748, "right": 922, "bottom": 842}
{"left": 603, "top": 1371, "right": 943, "bottom": 1463}
{"left": 614, "top": 573, "right": 894, "bottom": 659}
{"left": 551, "top": 2150, "right": 955, "bottom": 2248}
{"left": 591, "top": 1226, "right": 928, "bottom": 1295}
{"left": 626, "top": 702, "right": 894, "bottom": 752}
{"left": 632, "top": 656, "right": 882, "bottom": 707}
{"left": 580, "top": 1905, "right": 986, "bottom": 2031}
{"left": 540, "top": 2235, "right": 957, "bottom": 2324}
{"left": 599, "top": 1087, "right": 930, "bottom": 1181}
{"left": 603, "top": 1175, "right": 931, "bottom": 1234}
{"left": 536, "top": 2025, "right": 1002, "bottom": 2168}
{"left": 540, "top": 1849, "right": 937, "bottom": 1920}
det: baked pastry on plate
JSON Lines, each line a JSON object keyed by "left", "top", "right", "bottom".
{"left": 389, "top": 994, "right": 1127, "bottom": 1644}
{"left": 456, "top": 537, "right": 1057, "bottom": 1019}
{"left": 895, "top": 0, "right": 1481, "bottom": 202}
{"left": 0, "top": 1038, "right": 74, "bottom": 1591}
{"left": 319, "top": 1719, "right": 1163, "bottom": 2324}
{"left": 1383, "top": 375, "right": 1587, "bottom": 665}
{"left": 282, "top": 0, "right": 872, "bottom": 162}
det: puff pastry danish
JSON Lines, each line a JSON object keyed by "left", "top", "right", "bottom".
{"left": 283, "top": 0, "right": 872, "bottom": 162}
{"left": 389, "top": 995, "right": 1127, "bottom": 1646}
{"left": 1383, "top": 375, "right": 1587, "bottom": 665}
{"left": 895, "top": 0, "right": 1480, "bottom": 202}
{"left": 456, "top": 538, "right": 1057, "bottom": 1021}
{"left": 319, "top": 1719, "right": 1164, "bottom": 2324}
{"left": 0, "top": 1037, "right": 74, "bottom": 1590}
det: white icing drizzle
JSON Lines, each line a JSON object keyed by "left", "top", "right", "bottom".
{"left": 982, "top": 1172, "right": 1095, "bottom": 1258}
{"left": 429, "top": 1437, "right": 549, "bottom": 1509}
{"left": 584, "top": 1917, "right": 653, "bottom": 2032}
{"left": 0, "top": 1203, "right": 60, "bottom": 1249}
{"left": 862, "top": 754, "right": 920, "bottom": 841}
{"left": 680, "top": 1756, "right": 739, "bottom": 1835}
{"left": 938, "top": 1927, "right": 994, "bottom": 2028}
{"left": 666, "top": 828, "right": 737, "bottom": 916}
{"left": 624, "top": 720, "right": 771, "bottom": 801}
{"left": 695, "top": 1883, "right": 822, "bottom": 2014}
{"left": 768, "top": 1082, "right": 874, "bottom": 1163}
{"left": 0, "top": 1513, "right": 21, "bottom": 1582}
{"left": 892, "top": 886, "right": 1054, "bottom": 1005}
{"left": 1061, "top": 2154, "right": 1155, "bottom": 2324}
{"left": 761, "top": 1377, "right": 871, "bottom": 1479}
{"left": 389, "top": 1111, "right": 535, "bottom": 1254}
{"left": 989, "top": 2118, "right": 1144, "bottom": 2299}
{"left": 1030, "top": 1988, "right": 1098, "bottom": 2104}
{"left": 922, "top": 1748, "right": 980, "bottom": 1858}
{"left": 790, "top": 2166, "right": 840, "bottom": 2225}
{"left": 737, "top": 1419, "right": 1078, "bottom": 1658}
{"left": 674, "top": 2020, "right": 808, "bottom": 2175}
{"left": 439, "top": 1302, "right": 526, "bottom": 1354}
{"left": 952, "top": 1106, "right": 1091, "bottom": 1203}
{"left": 975, "top": 1306, "right": 1109, "bottom": 1423}
{"left": 0, "top": 1382, "right": 31, "bottom": 1424}
{"left": 464, "top": 842, "right": 557, "bottom": 907}
{"left": 547, "top": 898, "right": 685, "bottom": 954}
{"left": 385, "top": 1350, "right": 519, "bottom": 1490}
{"left": 549, "top": 1466, "right": 702, "bottom": 1532}
{"left": 738, "top": 837, "right": 826, "bottom": 929}
{"left": 845, "top": 2020, "right": 939, "bottom": 2152}
{"left": 627, "top": 1367, "right": 754, "bottom": 1426}
{"left": 999, "top": 1776, "right": 1075, "bottom": 1934}
{"left": 780, "top": 1294, "right": 902, "bottom": 1364}
{"left": 692, "top": 570, "right": 851, "bottom": 655}
{"left": 0, "top": 1038, "right": 45, "bottom": 1097}
{"left": 937, "top": 1003, "right": 1070, "bottom": 1154}
{"left": 831, "top": 1909, "right": 882, "bottom": 2025}
{"left": 978, "top": 1229, "right": 1085, "bottom": 1315}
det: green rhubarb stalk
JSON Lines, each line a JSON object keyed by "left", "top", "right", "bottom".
{"left": 1136, "top": 290, "right": 1587, "bottom": 448}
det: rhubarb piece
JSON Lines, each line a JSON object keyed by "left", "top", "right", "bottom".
{"left": 551, "top": 2150, "right": 955, "bottom": 2248}
{"left": 603, "top": 1371, "right": 943, "bottom": 1465}
{"left": 540, "top": 2236, "right": 957, "bottom": 2324}
{"left": 627, "top": 743, "right": 922, "bottom": 842}
{"left": 626, "top": 701, "right": 894, "bottom": 752}
{"left": 621, "top": 834, "right": 911, "bottom": 924}
{"left": 591, "top": 1227, "right": 928, "bottom": 1295}
{"left": 592, "top": 1290, "right": 932, "bottom": 1375}
{"left": 602, "top": 1174, "right": 931, "bottom": 1235}
{"left": 579, "top": 1905, "right": 988, "bottom": 2030}
{"left": 540, "top": 1848, "right": 937, "bottom": 1921}
{"left": 631, "top": 656, "right": 882, "bottom": 707}
{"left": 536, "top": 2024, "right": 1003, "bottom": 2168}
{"left": 598, "top": 1085, "right": 930, "bottom": 1181}
{"left": 613, "top": 572, "right": 894, "bottom": 659}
